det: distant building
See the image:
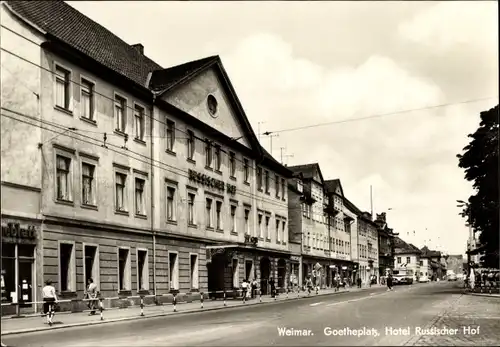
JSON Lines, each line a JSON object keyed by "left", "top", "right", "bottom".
{"left": 393, "top": 237, "right": 422, "bottom": 281}
{"left": 375, "top": 213, "right": 398, "bottom": 277}
{"left": 446, "top": 255, "right": 464, "bottom": 275}
{"left": 420, "top": 246, "right": 444, "bottom": 280}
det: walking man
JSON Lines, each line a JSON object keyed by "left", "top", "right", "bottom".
{"left": 85, "top": 278, "right": 98, "bottom": 315}
{"left": 42, "top": 279, "right": 58, "bottom": 326}
{"left": 241, "top": 279, "right": 249, "bottom": 301}
{"left": 387, "top": 273, "right": 394, "bottom": 291}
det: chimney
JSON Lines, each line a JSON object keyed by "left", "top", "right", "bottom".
{"left": 132, "top": 44, "right": 144, "bottom": 55}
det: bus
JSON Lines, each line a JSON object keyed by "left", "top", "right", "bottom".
{"left": 392, "top": 269, "right": 414, "bottom": 285}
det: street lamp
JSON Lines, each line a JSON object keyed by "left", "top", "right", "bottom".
{"left": 457, "top": 200, "right": 473, "bottom": 273}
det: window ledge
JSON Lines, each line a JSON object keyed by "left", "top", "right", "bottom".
{"left": 244, "top": 181, "right": 250, "bottom": 186}
{"left": 214, "top": 169, "right": 222, "bottom": 176}
{"left": 118, "top": 290, "right": 132, "bottom": 297}
{"left": 134, "top": 138, "right": 147, "bottom": 146}
{"left": 58, "top": 291, "right": 77, "bottom": 299}
{"left": 55, "top": 199, "right": 74, "bottom": 207}
{"left": 138, "top": 289, "right": 150, "bottom": 296}
{"left": 188, "top": 223, "right": 198, "bottom": 229}
{"left": 206, "top": 227, "right": 215, "bottom": 231}
{"left": 215, "top": 228, "right": 224, "bottom": 233}
{"left": 190, "top": 288, "right": 200, "bottom": 293}
{"left": 81, "top": 204, "right": 98, "bottom": 211}
{"left": 230, "top": 231, "right": 238, "bottom": 236}
{"left": 114, "top": 129, "right": 127, "bottom": 137}
{"left": 187, "top": 158, "right": 196, "bottom": 165}
{"left": 115, "top": 209, "right": 129, "bottom": 216}
{"left": 80, "top": 117, "right": 97, "bottom": 126}
{"left": 265, "top": 238, "right": 271, "bottom": 243}
{"left": 54, "top": 105, "right": 73, "bottom": 116}
{"left": 135, "top": 213, "right": 148, "bottom": 220}
{"left": 166, "top": 149, "right": 176, "bottom": 157}
{"left": 167, "top": 220, "right": 177, "bottom": 226}
{"left": 169, "top": 289, "right": 180, "bottom": 295}
{"left": 205, "top": 166, "right": 213, "bottom": 171}
{"left": 229, "top": 176, "right": 236, "bottom": 181}
{"left": 258, "top": 237, "right": 264, "bottom": 241}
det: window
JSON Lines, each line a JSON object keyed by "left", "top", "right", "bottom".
{"left": 243, "top": 159, "right": 249, "bottom": 183}
{"left": 275, "top": 174, "right": 280, "bottom": 198}
{"left": 281, "top": 179, "right": 286, "bottom": 200}
{"left": 55, "top": 65, "right": 70, "bottom": 109}
{"left": 230, "top": 205, "right": 237, "bottom": 233}
{"left": 206, "top": 198, "right": 213, "bottom": 228}
{"left": 81, "top": 78, "right": 94, "bottom": 120}
{"left": 265, "top": 171, "right": 270, "bottom": 193}
{"left": 232, "top": 258, "right": 239, "bottom": 288}
{"left": 56, "top": 155, "right": 72, "bottom": 201}
{"left": 265, "top": 216, "right": 270, "bottom": 240}
{"left": 406, "top": 257, "right": 411, "bottom": 264}
{"left": 118, "top": 248, "right": 131, "bottom": 291}
{"left": 115, "top": 173, "right": 127, "bottom": 211}
{"left": 135, "top": 178, "right": 146, "bottom": 216}
{"left": 229, "top": 152, "right": 236, "bottom": 177}
{"left": 59, "top": 243, "right": 75, "bottom": 292}
{"left": 214, "top": 146, "right": 221, "bottom": 171}
{"left": 134, "top": 105, "right": 145, "bottom": 141}
{"left": 166, "top": 120, "right": 175, "bottom": 152}
{"left": 216, "top": 201, "right": 223, "bottom": 230}
{"left": 166, "top": 186, "right": 176, "bottom": 221}
{"left": 282, "top": 220, "right": 286, "bottom": 243}
{"left": 258, "top": 214, "right": 263, "bottom": 238}
{"left": 187, "top": 192, "right": 195, "bottom": 225}
{"left": 114, "top": 95, "right": 126, "bottom": 132}
{"left": 257, "top": 167, "right": 262, "bottom": 190}
{"left": 81, "top": 162, "right": 96, "bottom": 206}
{"left": 84, "top": 245, "right": 98, "bottom": 287}
{"left": 169, "top": 252, "right": 179, "bottom": 290}
{"left": 187, "top": 130, "right": 195, "bottom": 160}
{"left": 137, "top": 249, "right": 148, "bottom": 291}
{"left": 244, "top": 208, "right": 250, "bottom": 235}
{"left": 205, "top": 140, "right": 212, "bottom": 167}
{"left": 419, "top": 260, "right": 423, "bottom": 266}
{"left": 276, "top": 219, "right": 280, "bottom": 242}
{"left": 190, "top": 254, "right": 199, "bottom": 289}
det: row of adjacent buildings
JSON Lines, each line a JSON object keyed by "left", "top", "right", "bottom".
{"left": 1, "top": 1, "right": 399, "bottom": 315}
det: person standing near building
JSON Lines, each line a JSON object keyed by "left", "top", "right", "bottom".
{"left": 42, "top": 280, "right": 58, "bottom": 326}
{"left": 387, "top": 273, "right": 394, "bottom": 291}
{"left": 85, "top": 278, "right": 98, "bottom": 315}
{"left": 241, "top": 279, "right": 249, "bottom": 301}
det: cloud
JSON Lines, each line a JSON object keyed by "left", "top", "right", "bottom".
{"left": 398, "top": 1, "right": 498, "bottom": 54}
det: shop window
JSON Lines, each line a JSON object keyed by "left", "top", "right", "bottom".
{"left": 169, "top": 252, "right": 179, "bottom": 290}
{"left": 59, "top": 242, "right": 75, "bottom": 292}
{"left": 137, "top": 249, "right": 148, "bottom": 291}
{"left": 84, "top": 245, "right": 98, "bottom": 288}
{"left": 1, "top": 243, "right": 15, "bottom": 303}
{"left": 232, "top": 258, "right": 239, "bottom": 288}
{"left": 118, "top": 248, "right": 131, "bottom": 291}
{"left": 190, "top": 254, "right": 199, "bottom": 290}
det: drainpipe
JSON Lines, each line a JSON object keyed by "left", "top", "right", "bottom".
{"left": 150, "top": 93, "right": 157, "bottom": 297}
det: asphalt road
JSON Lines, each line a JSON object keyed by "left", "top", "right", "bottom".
{"left": 3, "top": 282, "right": 467, "bottom": 347}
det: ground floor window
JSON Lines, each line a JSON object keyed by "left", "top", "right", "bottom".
{"left": 169, "top": 252, "right": 179, "bottom": 290}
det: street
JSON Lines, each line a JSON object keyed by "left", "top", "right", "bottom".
{"left": 3, "top": 281, "right": 499, "bottom": 346}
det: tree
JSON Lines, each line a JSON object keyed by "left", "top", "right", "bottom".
{"left": 457, "top": 104, "right": 499, "bottom": 268}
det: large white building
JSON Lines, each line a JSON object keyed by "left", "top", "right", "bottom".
{"left": 393, "top": 237, "right": 422, "bottom": 282}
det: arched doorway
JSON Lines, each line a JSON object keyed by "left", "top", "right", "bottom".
{"left": 207, "top": 254, "right": 225, "bottom": 299}
{"left": 260, "top": 257, "right": 271, "bottom": 295}
{"left": 277, "top": 259, "right": 286, "bottom": 291}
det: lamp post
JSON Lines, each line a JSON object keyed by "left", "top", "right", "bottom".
{"left": 457, "top": 200, "right": 472, "bottom": 274}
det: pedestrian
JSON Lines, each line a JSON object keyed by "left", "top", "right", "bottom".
{"left": 241, "top": 279, "right": 248, "bottom": 300}
{"left": 305, "top": 276, "right": 313, "bottom": 294}
{"left": 469, "top": 269, "right": 476, "bottom": 291}
{"left": 387, "top": 273, "right": 393, "bottom": 291}
{"left": 42, "top": 279, "right": 58, "bottom": 326}
{"left": 357, "top": 276, "right": 362, "bottom": 289}
{"left": 251, "top": 278, "right": 258, "bottom": 299}
{"left": 269, "top": 278, "right": 276, "bottom": 298}
{"left": 85, "top": 278, "right": 98, "bottom": 315}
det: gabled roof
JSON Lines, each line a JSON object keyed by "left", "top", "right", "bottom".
{"left": 287, "top": 163, "right": 324, "bottom": 184}
{"left": 324, "top": 179, "right": 344, "bottom": 197}
{"left": 420, "top": 246, "right": 442, "bottom": 258}
{"left": 6, "top": 0, "right": 163, "bottom": 87}
{"left": 394, "top": 237, "right": 422, "bottom": 255}
{"left": 343, "top": 197, "right": 362, "bottom": 215}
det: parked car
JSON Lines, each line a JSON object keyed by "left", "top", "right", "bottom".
{"left": 448, "top": 273, "right": 458, "bottom": 281}
{"left": 419, "top": 275, "right": 430, "bottom": 283}
{"left": 393, "top": 274, "right": 413, "bottom": 285}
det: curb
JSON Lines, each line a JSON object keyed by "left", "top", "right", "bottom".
{"left": 466, "top": 292, "right": 500, "bottom": 298}
{"left": 2, "top": 288, "right": 374, "bottom": 336}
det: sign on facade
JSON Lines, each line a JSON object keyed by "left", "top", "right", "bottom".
{"left": 188, "top": 169, "right": 236, "bottom": 195}
{"left": 2, "top": 223, "right": 37, "bottom": 244}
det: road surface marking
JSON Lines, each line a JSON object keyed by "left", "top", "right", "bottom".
{"left": 326, "top": 292, "right": 386, "bottom": 307}
{"left": 310, "top": 302, "right": 324, "bottom": 306}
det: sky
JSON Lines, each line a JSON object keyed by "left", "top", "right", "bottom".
{"left": 68, "top": 1, "right": 499, "bottom": 257}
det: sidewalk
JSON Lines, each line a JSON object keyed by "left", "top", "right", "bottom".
{"left": 1, "top": 285, "right": 382, "bottom": 336}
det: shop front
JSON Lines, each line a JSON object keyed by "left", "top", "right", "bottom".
{"left": 289, "top": 255, "right": 301, "bottom": 289}
{"left": 302, "top": 256, "right": 330, "bottom": 289}
{"left": 1, "top": 219, "right": 41, "bottom": 316}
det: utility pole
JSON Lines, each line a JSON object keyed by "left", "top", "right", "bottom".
{"left": 280, "top": 147, "right": 286, "bottom": 164}
{"left": 268, "top": 133, "right": 279, "bottom": 154}
{"left": 258, "top": 121, "right": 265, "bottom": 143}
